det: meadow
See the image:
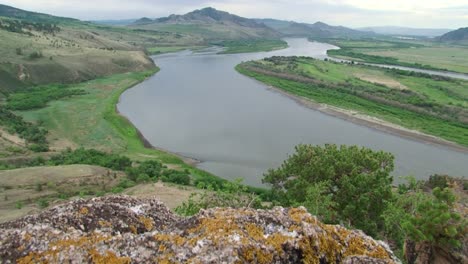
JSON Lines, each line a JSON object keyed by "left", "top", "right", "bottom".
{"left": 327, "top": 39, "right": 468, "bottom": 73}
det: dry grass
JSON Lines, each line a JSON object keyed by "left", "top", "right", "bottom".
{"left": 123, "top": 182, "right": 197, "bottom": 209}
{"left": 0, "top": 164, "right": 125, "bottom": 223}
{"left": 354, "top": 73, "right": 408, "bottom": 90}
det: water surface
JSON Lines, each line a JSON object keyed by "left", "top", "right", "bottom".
{"left": 118, "top": 38, "right": 467, "bottom": 186}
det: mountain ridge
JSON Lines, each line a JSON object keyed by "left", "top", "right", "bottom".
{"left": 358, "top": 26, "right": 452, "bottom": 37}
{"left": 254, "top": 18, "right": 373, "bottom": 39}
{"left": 439, "top": 27, "right": 468, "bottom": 43}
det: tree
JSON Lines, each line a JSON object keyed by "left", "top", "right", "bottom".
{"left": 263, "top": 144, "right": 394, "bottom": 236}
{"left": 402, "top": 187, "right": 466, "bottom": 249}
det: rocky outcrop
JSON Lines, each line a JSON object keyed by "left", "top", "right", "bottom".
{"left": 0, "top": 196, "right": 400, "bottom": 263}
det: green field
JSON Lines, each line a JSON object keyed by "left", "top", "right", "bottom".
{"left": 327, "top": 39, "right": 468, "bottom": 73}
{"left": 237, "top": 57, "right": 468, "bottom": 146}
{"left": 147, "top": 45, "right": 208, "bottom": 55}
{"left": 218, "top": 39, "right": 288, "bottom": 54}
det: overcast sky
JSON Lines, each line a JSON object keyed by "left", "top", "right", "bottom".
{"left": 1, "top": 0, "right": 467, "bottom": 28}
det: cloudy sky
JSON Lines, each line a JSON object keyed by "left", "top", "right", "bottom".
{"left": 1, "top": 0, "right": 467, "bottom": 28}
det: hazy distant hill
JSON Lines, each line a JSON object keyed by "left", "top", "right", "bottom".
{"left": 131, "top": 7, "right": 280, "bottom": 40}
{"left": 358, "top": 26, "right": 452, "bottom": 37}
{"left": 439, "top": 27, "right": 468, "bottom": 43}
{"left": 255, "top": 18, "right": 372, "bottom": 39}
{"left": 91, "top": 19, "right": 137, "bottom": 26}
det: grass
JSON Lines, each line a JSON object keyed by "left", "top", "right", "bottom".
{"left": 236, "top": 57, "right": 468, "bottom": 146}
{"left": 147, "top": 45, "right": 208, "bottom": 55}
{"left": 327, "top": 39, "right": 468, "bottom": 74}
{"left": 218, "top": 39, "right": 288, "bottom": 54}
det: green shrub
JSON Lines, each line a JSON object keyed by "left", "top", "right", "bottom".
{"left": 263, "top": 144, "right": 394, "bottom": 236}
{"left": 175, "top": 179, "right": 262, "bottom": 216}
{"left": 37, "top": 198, "right": 49, "bottom": 208}
{"left": 136, "top": 173, "right": 151, "bottom": 183}
{"left": 15, "top": 201, "right": 23, "bottom": 209}
{"left": 161, "top": 172, "right": 191, "bottom": 185}
{"left": 402, "top": 187, "right": 466, "bottom": 248}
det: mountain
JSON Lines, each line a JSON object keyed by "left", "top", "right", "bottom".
{"left": 358, "top": 26, "right": 452, "bottom": 37}
{"left": 0, "top": 4, "right": 77, "bottom": 23}
{"left": 255, "top": 18, "right": 373, "bottom": 39}
{"left": 130, "top": 7, "right": 280, "bottom": 40}
{"left": 439, "top": 27, "right": 468, "bottom": 43}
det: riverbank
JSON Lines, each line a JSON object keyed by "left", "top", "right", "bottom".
{"left": 264, "top": 83, "right": 468, "bottom": 154}
{"left": 236, "top": 57, "right": 468, "bottom": 152}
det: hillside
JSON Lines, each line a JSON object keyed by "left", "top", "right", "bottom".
{"left": 439, "top": 27, "right": 468, "bottom": 44}
{"left": 0, "top": 4, "right": 203, "bottom": 95}
{"left": 358, "top": 26, "right": 452, "bottom": 37}
{"left": 255, "top": 18, "right": 372, "bottom": 39}
{"left": 130, "top": 7, "right": 280, "bottom": 41}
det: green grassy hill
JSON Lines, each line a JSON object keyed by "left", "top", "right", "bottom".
{"left": 0, "top": 5, "right": 205, "bottom": 95}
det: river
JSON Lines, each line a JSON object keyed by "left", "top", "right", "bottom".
{"left": 118, "top": 38, "right": 467, "bottom": 187}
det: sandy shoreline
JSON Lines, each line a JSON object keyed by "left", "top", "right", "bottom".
{"left": 264, "top": 85, "right": 468, "bottom": 154}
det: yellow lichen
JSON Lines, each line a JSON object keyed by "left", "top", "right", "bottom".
{"left": 139, "top": 216, "right": 154, "bottom": 231}
{"left": 154, "top": 234, "right": 185, "bottom": 247}
{"left": 89, "top": 249, "right": 131, "bottom": 264}
{"left": 79, "top": 207, "right": 89, "bottom": 215}
{"left": 17, "top": 233, "right": 110, "bottom": 263}
{"left": 129, "top": 225, "right": 137, "bottom": 234}
{"left": 245, "top": 224, "right": 264, "bottom": 241}
{"left": 98, "top": 220, "right": 112, "bottom": 228}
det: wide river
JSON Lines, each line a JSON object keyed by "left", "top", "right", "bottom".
{"left": 118, "top": 38, "right": 467, "bottom": 187}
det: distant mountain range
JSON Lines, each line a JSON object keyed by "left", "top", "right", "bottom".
{"left": 439, "top": 27, "right": 468, "bottom": 43}
{"left": 358, "top": 26, "right": 452, "bottom": 37}
{"left": 255, "top": 18, "right": 374, "bottom": 39}
{"left": 130, "top": 8, "right": 372, "bottom": 40}
{"left": 91, "top": 19, "right": 137, "bottom": 26}
{"left": 130, "top": 7, "right": 280, "bottom": 40}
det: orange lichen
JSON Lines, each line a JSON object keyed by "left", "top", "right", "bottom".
{"left": 89, "top": 249, "right": 131, "bottom": 264}
{"left": 139, "top": 216, "right": 154, "bottom": 231}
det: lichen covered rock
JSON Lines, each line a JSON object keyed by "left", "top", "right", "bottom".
{"left": 0, "top": 196, "right": 400, "bottom": 263}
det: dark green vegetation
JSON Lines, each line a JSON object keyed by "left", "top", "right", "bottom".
{"left": 263, "top": 144, "right": 466, "bottom": 261}
{"left": 264, "top": 144, "right": 394, "bottom": 236}
{"left": 218, "top": 39, "right": 287, "bottom": 54}
{"left": 439, "top": 27, "right": 468, "bottom": 44}
{"left": 6, "top": 84, "right": 86, "bottom": 110}
{"left": 237, "top": 57, "right": 468, "bottom": 146}
{"left": 327, "top": 39, "right": 468, "bottom": 73}
{"left": 255, "top": 19, "right": 373, "bottom": 39}
{"left": 0, "top": 106, "right": 48, "bottom": 152}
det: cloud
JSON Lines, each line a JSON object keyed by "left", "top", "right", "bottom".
{"left": 0, "top": 0, "right": 465, "bottom": 28}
